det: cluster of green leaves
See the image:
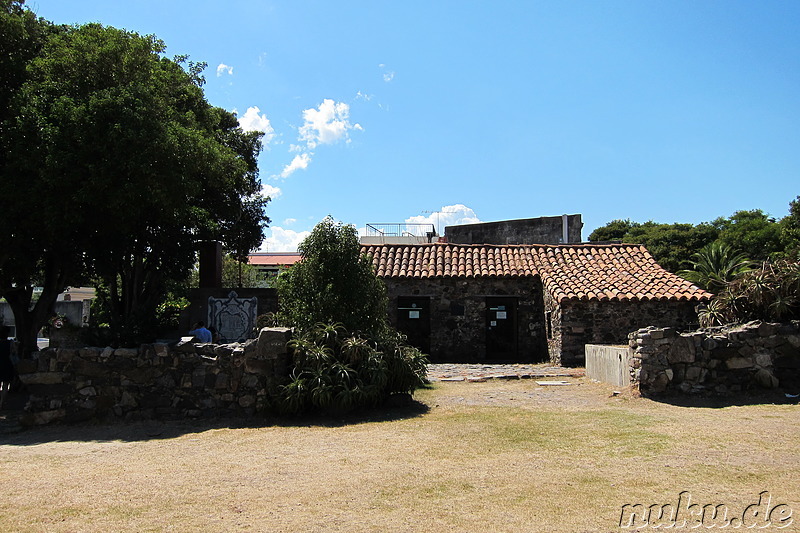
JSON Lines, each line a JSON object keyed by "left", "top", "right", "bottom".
{"left": 589, "top": 197, "right": 800, "bottom": 272}
{"left": 0, "top": 2, "right": 270, "bottom": 352}
{"left": 276, "top": 217, "right": 389, "bottom": 337}
{"left": 274, "top": 217, "right": 429, "bottom": 415}
{"left": 677, "top": 242, "right": 753, "bottom": 294}
{"left": 277, "top": 323, "right": 428, "bottom": 415}
{"left": 699, "top": 260, "right": 800, "bottom": 327}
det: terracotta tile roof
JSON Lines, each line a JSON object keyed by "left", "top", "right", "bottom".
{"left": 362, "top": 243, "right": 711, "bottom": 303}
{"left": 248, "top": 253, "right": 302, "bottom": 266}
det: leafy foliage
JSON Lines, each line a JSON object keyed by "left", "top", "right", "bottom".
{"left": 622, "top": 222, "right": 719, "bottom": 273}
{"left": 677, "top": 242, "right": 752, "bottom": 294}
{"left": 274, "top": 217, "right": 428, "bottom": 415}
{"left": 586, "top": 219, "right": 637, "bottom": 242}
{"left": 0, "top": 11, "right": 269, "bottom": 350}
{"left": 590, "top": 198, "right": 797, "bottom": 273}
{"left": 275, "top": 323, "right": 428, "bottom": 415}
{"left": 712, "top": 209, "right": 784, "bottom": 262}
{"left": 276, "top": 217, "right": 389, "bottom": 336}
{"left": 781, "top": 196, "right": 800, "bottom": 260}
{"left": 699, "top": 259, "right": 800, "bottom": 327}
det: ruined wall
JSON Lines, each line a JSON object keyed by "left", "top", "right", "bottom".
{"left": 630, "top": 321, "right": 800, "bottom": 395}
{"left": 549, "top": 299, "right": 700, "bottom": 366}
{"left": 16, "top": 328, "right": 292, "bottom": 426}
{"left": 445, "top": 214, "right": 583, "bottom": 245}
{"left": 382, "top": 277, "right": 548, "bottom": 362}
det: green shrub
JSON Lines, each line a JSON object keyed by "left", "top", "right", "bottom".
{"left": 699, "top": 259, "right": 800, "bottom": 326}
{"left": 275, "top": 322, "right": 428, "bottom": 415}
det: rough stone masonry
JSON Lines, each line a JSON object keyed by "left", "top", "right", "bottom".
{"left": 629, "top": 320, "right": 800, "bottom": 395}
{"left": 16, "top": 327, "right": 292, "bottom": 426}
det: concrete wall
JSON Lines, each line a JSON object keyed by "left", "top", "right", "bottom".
{"left": 17, "top": 327, "right": 292, "bottom": 426}
{"left": 629, "top": 321, "right": 800, "bottom": 395}
{"left": 0, "top": 300, "right": 90, "bottom": 334}
{"left": 586, "top": 344, "right": 631, "bottom": 387}
{"left": 382, "top": 276, "right": 549, "bottom": 362}
{"left": 445, "top": 214, "right": 583, "bottom": 245}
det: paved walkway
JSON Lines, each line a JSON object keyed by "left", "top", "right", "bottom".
{"left": 426, "top": 363, "right": 584, "bottom": 382}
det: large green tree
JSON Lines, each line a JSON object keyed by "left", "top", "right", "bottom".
{"left": 1, "top": 15, "right": 268, "bottom": 352}
{"left": 713, "top": 209, "right": 783, "bottom": 262}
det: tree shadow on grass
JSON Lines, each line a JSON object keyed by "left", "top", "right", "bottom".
{"left": 0, "top": 396, "right": 431, "bottom": 447}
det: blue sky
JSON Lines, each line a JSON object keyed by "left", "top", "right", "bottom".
{"left": 30, "top": 0, "right": 800, "bottom": 251}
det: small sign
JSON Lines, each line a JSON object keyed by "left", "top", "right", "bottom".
{"left": 498, "top": 305, "right": 506, "bottom": 311}
{"left": 496, "top": 311, "right": 507, "bottom": 320}
{"left": 409, "top": 310, "right": 420, "bottom": 319}
{"left": 490, "top": 320, "right": 497, "bottom": 327}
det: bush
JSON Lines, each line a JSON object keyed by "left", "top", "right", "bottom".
{"left": 276, "top": 216, "right": 389, "bottom": 337}
{"left": 699, "top": 259, "right": 800, "bottom": 326}
{"left": 273, "top": 217, "right": 429, "bottom": 414}
{"left": 276, "top": 323, "right": 428, "bottom": 415}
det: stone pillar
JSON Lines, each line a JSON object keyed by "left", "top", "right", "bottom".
{"left": 198, "top": 241, "right": 223, "bottom": 289}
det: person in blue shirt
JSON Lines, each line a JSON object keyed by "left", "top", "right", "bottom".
{"left": 189, "top": 321, "right": 213, "bottom": 343}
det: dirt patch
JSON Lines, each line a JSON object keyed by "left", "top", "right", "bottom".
{"left": 1, "top": 379, "right": 798, "bottom": 533}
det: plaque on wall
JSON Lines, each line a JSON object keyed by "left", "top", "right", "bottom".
{"left": 208, "top": 291, "right": 258, "bottom": 343}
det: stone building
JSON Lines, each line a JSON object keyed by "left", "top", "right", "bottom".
{"left": 363, "top": 242, "right": 710, "bottom": 365}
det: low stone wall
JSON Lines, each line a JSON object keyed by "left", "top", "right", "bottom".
{"left": 585, "top": 344, "right": 630, "bottom": 387}
{"left": 16, "top": 327, "right": 293, "bottom": 426}
{"left": 629, "top": 321, "right": 800, "bottom": 395}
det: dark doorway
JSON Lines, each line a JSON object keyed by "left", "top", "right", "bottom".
{"left": 397, "top": 297, "right": 431, "bottom": 355}
{"left": 486, "top": 297, "right": 518, "bottom": 360}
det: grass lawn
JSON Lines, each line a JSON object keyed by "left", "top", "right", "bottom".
{"left": 1, "top": 377, "right": 798, "bottom": 532}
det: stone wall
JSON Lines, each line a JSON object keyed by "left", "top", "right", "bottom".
{"left": 382, "top": 277, "right": 548, "bottom": 362}
{"left": 445, "top": 214, "right": 583, "bottom": 245}
{"left": 16, "top": 327, "right": 292, "bottom": 426}
{"left": 629, "top": 321, "right": 800, "bottom": 395}
{"left": 550, "top": 299, "right": 700, "bottom": 366}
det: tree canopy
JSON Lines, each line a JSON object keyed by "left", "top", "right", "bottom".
{"left": 589, "top": 198, "right": 798, "bottom": 273}
{"left": 0, "top": 4, "right": 269, "bottom": 351}
{"left": 276, "top": 217, "right": 388, "bottom": 336}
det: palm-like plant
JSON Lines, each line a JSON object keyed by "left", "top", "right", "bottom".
{"left": 678, "top": 242, "right": 753, "bottom": 294}
{"left": 275, "top": 322, "right": 428, "bottom": 415}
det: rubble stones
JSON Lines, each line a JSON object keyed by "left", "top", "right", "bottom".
{"left": 630, "top": 321, "right": 799, "bottom": 396}
{"left": 17, "top": 327, "right": 292, "bottom": 426}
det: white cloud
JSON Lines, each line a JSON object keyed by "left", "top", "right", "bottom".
{"left": 298, "top": 99, "right": 360, "bottom": 149}
{"left": 355, "top": 91, "right": 372, "bottom": 101}
{"left": 280, "top": 153, "right": 311, "bottom": 178}
{"left": 405, "top": 204, "right": 482, "bottom": 235}
{"left": 260, "top": 226, "right": 311, "bottom": 252}
{"left": 216, "top": 63, "right": 233, "bottom": 77}
{"left": 238, "top": 106, "right": 276, "bottom": 145}
{"left": 379, "top": 63, "right": 395, "bottom": 82}
{"left": 283, "top": 218, "right": 297, "bottom": 226}
{"left": 260, "top": 183, "right": 282, "bottom": 199}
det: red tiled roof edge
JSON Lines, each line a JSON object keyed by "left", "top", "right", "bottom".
{"left": 361, "top": 242, "right": 712, "bottom": 303}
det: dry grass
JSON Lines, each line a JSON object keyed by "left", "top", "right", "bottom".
{"left": 1, "top": 378, "right": 798, "bottom": 532}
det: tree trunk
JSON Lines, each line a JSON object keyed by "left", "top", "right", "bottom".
{"left": 4, "top": 253, "right": 71, "bottom": 358}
